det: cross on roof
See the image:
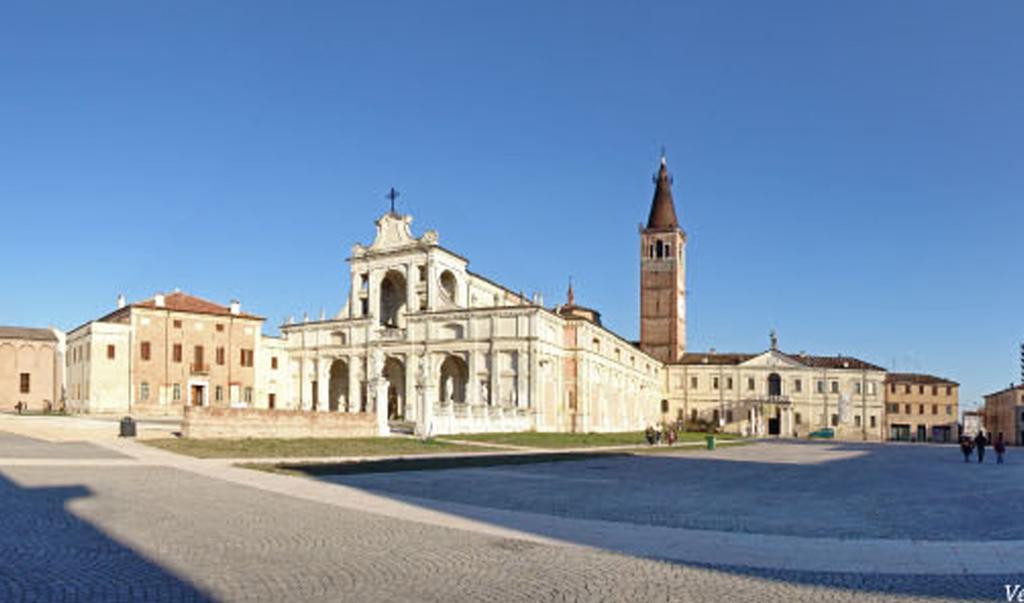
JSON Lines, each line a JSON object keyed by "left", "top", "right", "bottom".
{"left": 386, "top": 187, "right": 400, "bottom": 214}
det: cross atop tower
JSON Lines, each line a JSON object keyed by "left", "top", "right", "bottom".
{"left": 386, "top": 187, "right": 400, "bottom": 214}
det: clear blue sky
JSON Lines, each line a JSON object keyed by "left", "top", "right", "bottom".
{"left": 1, "top": 2, "right": 1021, "bottom": 408}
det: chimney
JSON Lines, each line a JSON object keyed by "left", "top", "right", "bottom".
{"left": 154, "top": 293, "right": 165, "bottom": 308}
{"left": 230, "top": 300, "right": 241, "bottom": 316}
{"left": 116, "top": 294, "right": 126, "bottom": 309}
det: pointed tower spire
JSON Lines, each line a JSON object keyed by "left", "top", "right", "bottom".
{"left": 647, "top": 154, "right": 679, "bottom": 230}
{"left": 567, "top": 276, "right": 575, "bottom": 306}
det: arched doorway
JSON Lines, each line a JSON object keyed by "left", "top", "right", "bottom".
{"left": 328, "top": 359, "right": 349, "bottom": 412}
{"left": 438, "top": 355, "right": 467, "bottom": 403}
{"left": 379, "top": 270, "right": 407, "bottom": 328}
{"left": 384, "top": 357, "right": 406, "bottom": 419}
{"left": 768, "top": 373, "right": 782, "bottom": 397}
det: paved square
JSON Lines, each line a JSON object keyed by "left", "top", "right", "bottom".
{"left": 0, "top": 431, "right": 1016, "bottom": 602}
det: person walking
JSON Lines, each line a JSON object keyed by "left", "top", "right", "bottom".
{"left": 995, "top": 433, "right": 1007, "bottom": 464}
{"left": 974, "top": 431, "right": 989, "bottom": 464}
{"left": 960, "top": 436, "right": 974, "bottom": 463}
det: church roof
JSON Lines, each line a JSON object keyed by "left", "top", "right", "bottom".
{"left": 646, "top": 157, "right": 680, "bottom": 230}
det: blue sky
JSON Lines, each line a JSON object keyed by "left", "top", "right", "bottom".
{"left": 1, "top": 1, "right": 1021, "bottom": 408}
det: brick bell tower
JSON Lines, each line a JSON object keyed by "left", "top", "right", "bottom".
{"left": 639, "top": 155, "right": 686, "bottom": 363}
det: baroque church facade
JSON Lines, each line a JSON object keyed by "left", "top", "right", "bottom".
{"left": 275, "top": 158, "right": 886, "bottom": 440}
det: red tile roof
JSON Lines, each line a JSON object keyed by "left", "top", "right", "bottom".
{"left": 884, "top": 372, "right": 959, "bottom": 386}
{"left": 129, "top": 292, "right": 263, "bottom": 320}
{"left": 674, "top": 350, "right": 884, "bottom": 371}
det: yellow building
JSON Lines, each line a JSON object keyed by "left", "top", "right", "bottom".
{"left": 0, "top": 326, "right": 63, "bottom": 412}
{"left": 883, "top": 373, "right": 959, "bottom": 443}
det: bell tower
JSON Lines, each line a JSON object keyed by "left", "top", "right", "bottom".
{"left": 639, "top": 155, "right": 686, "bottom": 363}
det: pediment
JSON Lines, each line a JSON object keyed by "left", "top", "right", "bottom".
{"left": 738, "top": 350, "right": 804, "bottom": 369}
{"left": 369, "top": 212, "right": 416, "bottom": 250}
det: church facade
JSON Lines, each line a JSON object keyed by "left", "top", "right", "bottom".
{"left": 277, "top": 210, "right": 663, "bottom": 436}
{"left": 270, "top": 157, "right": 886, "bottom": 440}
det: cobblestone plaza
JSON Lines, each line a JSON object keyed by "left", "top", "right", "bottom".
{"left": 0, "top": 428, "right": 1018, "bottom": 602}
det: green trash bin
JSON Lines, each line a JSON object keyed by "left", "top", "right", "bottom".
{"left": 705, "top": 434, "right": 716, "bottom": 450}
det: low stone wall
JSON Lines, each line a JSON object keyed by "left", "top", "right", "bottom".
{"left": 182, "top": 407, "right": 378, "bottom": 439}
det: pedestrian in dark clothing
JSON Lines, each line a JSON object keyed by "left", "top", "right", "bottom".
{"left": 960, "top": 437, "right": 973, "bottom": 463}
{"left": 644, "top": 426, "right": 656, "bottom": 446}
{"left": 995, "top": 433, "right": 1007, "bottom": 464}
{"left": 975, "top": 431, "right": 988, "bottom": 463}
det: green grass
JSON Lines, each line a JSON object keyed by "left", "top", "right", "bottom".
{"left": 142, "top": 436, "right": 478, "bottom": 459}
{"left": 442, "top": 430, "right": 737, "bottom": 449}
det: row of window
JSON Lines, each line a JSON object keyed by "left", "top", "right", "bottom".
{"left": 135, "top": 343, "right": 261, "bottom": 368}
{"left": 887, "top": 403, "right": 954, "bottom": 416}
{"left": 170, "top": 319, "right": 225, "bottom": 332}
{"left": 688, "top": 408, "right": 878, "bottom": 428}
{"left": 139, "top": 383, "right": 253, "bottom": 404}
{"left": 889, "top": 383, "right": 955, "bottom": 396}
{"left": 684, "top": 375, "right": 877, "bottom": 395}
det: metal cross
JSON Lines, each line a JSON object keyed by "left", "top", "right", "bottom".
{"left": 386, "top": 187, "right": 400, "bottom": 214}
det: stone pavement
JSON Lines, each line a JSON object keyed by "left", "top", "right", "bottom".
{"left": 0, "top": 425, "right": 1017, "bottom": 601}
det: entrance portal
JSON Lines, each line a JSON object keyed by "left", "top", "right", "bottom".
{"left": 190, "top": 385, "right": 205, "bottom": 406}
{"left": 383, "top": 357, "right": 406, "bottom": 420}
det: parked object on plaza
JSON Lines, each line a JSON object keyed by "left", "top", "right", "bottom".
{"left": 119, "top": 416, "right": 136, "bottom": 438}
{"left": 705, "top": 434, "right": 715, "bottom": 450}
{"left": 809, "top": 428, "right": 834, "bottom": 439}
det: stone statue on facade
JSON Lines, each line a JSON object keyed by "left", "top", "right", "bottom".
{"left": 444, "top": 376, "right": 455, "bottom": 403}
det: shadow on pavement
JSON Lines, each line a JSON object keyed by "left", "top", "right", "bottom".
{"left": 301, "top": 440, "right": 1020, "bottom": 601}
{"left": 0, "top": 471, "right": 211, "bottom": 601}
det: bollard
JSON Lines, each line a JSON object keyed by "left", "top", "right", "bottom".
{"left": 705, "top": 434, "right": 716, "bottom": 450}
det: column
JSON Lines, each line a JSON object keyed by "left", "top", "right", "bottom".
{"left": 467, "top": 349, "right": 480, "bottom": 405}
{"left": 405, "top": 262, "right": 417, "bottom": 316}
{"left": 317, "top": 359, "right": 330, "bottom": 412}
{"left": 375, "top": 376, "right": 389, "bottom": 436}
{"left": 347, "top": 355, "right": 359, "bottom": 413}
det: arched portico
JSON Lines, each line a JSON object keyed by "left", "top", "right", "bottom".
{"left": 328, "top": 359, "right": 349, "bottom": 412}
{"left": 438, "top": 355, "right": 467, "bottom": 403}
{"left": 379, "top": 270, "right": 407, "bottom": 328}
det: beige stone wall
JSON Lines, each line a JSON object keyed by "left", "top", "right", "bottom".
{"left": 129, "top": 307, "right": 262, "bottom": 411}
{"left": 181, "top": 406, "right": 377, "bottom": 439}
{"left": 0, "top": 338, "right": 59, "bottom": 412}
{"left": 884, "top": 380, "right": 958, "bottom": 441}
{"left": 664, "top": 355, "right": 886, "bottom": 441}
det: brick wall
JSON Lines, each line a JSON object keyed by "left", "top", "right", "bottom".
{"left": 182, "top": 406, "right": 378, "bottom": 439}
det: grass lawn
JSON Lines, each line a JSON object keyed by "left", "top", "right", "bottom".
{"left": 142, "top": 436, "right": 478, "bottom": 459}
{"left": 442, "top": 430, "right": 738, "bottom": 449}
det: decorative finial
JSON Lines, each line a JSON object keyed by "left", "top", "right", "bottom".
{"left": 386, "top": 187, "right": 400, "bottom": 214}
{"left": 770, "top": 329, "right": 778, "bottom": 351}
{"left": 567, "top": 276, "right": 575, "bottom": 306}
{"left": 660, "top": 146, "right": 667, "bottom": 166}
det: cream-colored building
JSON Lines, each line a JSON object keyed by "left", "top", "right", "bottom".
{"left": 279, "top": 209, "right": 663, "bottom": 436}
{"left": 661, "top": 339, "right": 886, "bottom": 440}
{"left": 982, "top": 384, "right": 1024, "bottom": 445}
{"left": 0, "top": 326, "right": 63, "bottom": 412}
{"left": 67, "top": 292, "right": 271, "bottom": 415}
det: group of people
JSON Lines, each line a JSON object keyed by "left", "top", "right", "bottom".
{"left": 960, "top": 430, "right": 1007, "bottom": 464}
{"left": 644, "top": 423, "right": 679, "bottom": 446}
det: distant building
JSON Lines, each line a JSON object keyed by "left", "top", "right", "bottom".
{"left": 663, "top": 341, "right": 887, "bottom": 440}
{"left": 883, "top": 373, "right": 959, "bottom": 443}
{"left": 962, "top": 410, "right": 984, "bottom": 438}
{"left": 982, "top": 384, "right": 1024, "bottom": 445}
{"left": 66, "top": 292, "right": 271, "bottom": 415}
{"left": 0, "top": 326, "right": 63, "bottom": 412}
